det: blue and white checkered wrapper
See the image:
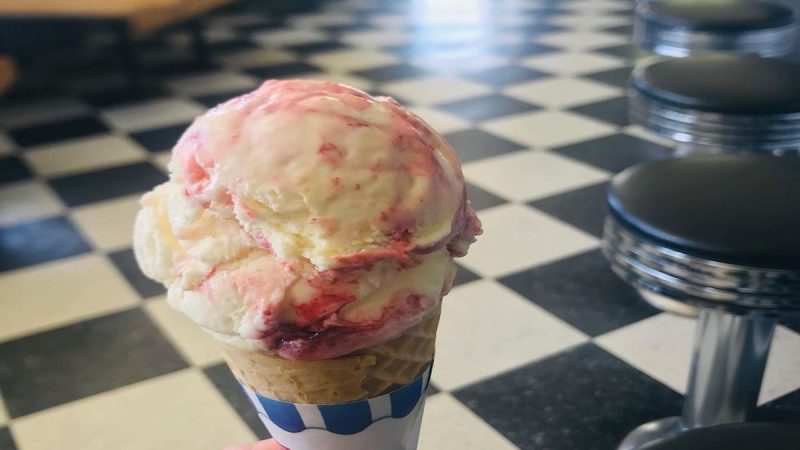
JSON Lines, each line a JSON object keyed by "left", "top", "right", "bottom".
{"left": 239, "top": 365, "right": 432, "bottom": 450}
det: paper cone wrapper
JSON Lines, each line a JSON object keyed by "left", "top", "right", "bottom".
{"left": 220, "top": 307, "right": 440, "bottom": 450}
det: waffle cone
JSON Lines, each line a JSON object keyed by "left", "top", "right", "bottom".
{"left": 219, "top": 306, "right": 441, "bottom": 404}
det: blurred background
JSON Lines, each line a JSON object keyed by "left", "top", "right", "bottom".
{"left": 1, "top": 1, "right": 799, "bottom": 450}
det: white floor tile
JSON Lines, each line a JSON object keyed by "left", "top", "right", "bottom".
{"left": 623, "top": 125, "right": 678, "bottom": 148}
{"left": 521, "top": 52, "right": 627, "bottom": 75}
{"left": 381, "top": 76, "right": 492, "bottom": 105}
{"left": 419, "top": 393, "right": 520, "bottom": 450}
{"left": 0, "top": 98, "right": 90, "bottom": 128}
{"left": 339, "top": 29, "right": 412, "bottom": 48}
{"left": 0, "top": 255, "right": 140, "bottom": 342}
{"left": 596, "top": 313, "right": 694, "bottom": 394}
{"left": 597, "top": 314, "right": 800, "bottom": 404}
{"left": 562, "top": 0, "right": 632, "bottom": 12}
{"left": 0, "top": 394, "right": 8, "bottom": 425}
{"left": 458, "top": 204, "right": 599, "bottom": 277}
{"left": 536, "top": 31, "right": 629, "bottom": 50}
{"left": 504, "top": 77, "right": 622, "bottom": 108}
{"left": 24, "top": 135, "right": 148, "bottom": 177}
{"left": 483, "top": 111, "right": 616, "bottom": 148}
{"left": 293, "top": 72, "right": 373, "bottom": 91}
{"left": 151, "top": 153, "right": 173, "bottom": 172}
{"left": 216, "top": 48, "right": 297, "bottom": 69}
{"left": 165, "top": 71, "right": 259, "bottom": 96}
{"left": 761, "top": 327, "right": 800, "bottom": 404}
{"left": 251, "top": 28, "right": 329, "bottom": 47}
{"left": 11, "top": 369, "right": 256, "bottom": 450}
{"left": 549, "top": 14, "right": 630, "bottom": 29}
{"left": 433, "top": 280, "right": 587, "bottom": 390}
{"left": 409, "top": 54, "right": 509, "bottom": 75}
{"left": 366, "top": 14, "right": 410, "bottom": 29}
{"left": 0, "top": 182, "right": 64, "bottom": 227}
{"left": 463, "top": 151, "right": 610, "bottom": 201}
{"left": 209, "top": 13, "right": 270, "bottom": 28}
{"left": 289, "top": 12, "right": 357, "bottom": 28}
{"left": 144, "top": 297, "right": 224, "bottom": 367}
{"left": 0, "top": 132, "right": 15, "bottom": 155}
{"left": 70, "top": 194, "right": 143, "bottom": 251}
{"left": 309, "top": 49, "right": 400, "bottom": 72}
{"left": 409, "top": 106, "right": 471, "bottom": 135}
{"left": 101, "top": 99, "right": 205, "bottom": 132}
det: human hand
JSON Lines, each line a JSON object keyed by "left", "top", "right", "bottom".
{"left": 224, "top": 438, "right": 286, "bottom": 450}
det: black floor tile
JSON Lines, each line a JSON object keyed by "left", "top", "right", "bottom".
{"left": 194, "top": 89, "right": 253, "bottom": 108}
{"left": 437, "top": 94, "right": 540, "bottom": 122}
{"left": 756, "top": 388, "right": 800, "bottom": 422}
{"left": 780, "top": 315, "right": 800, "bottom": 334}
{"left": 236, "top": 21, "right": 286, "bottom": 34}
{"left": 0, "top": 427, "right": 16, "bottom": 450}
{"left": 146, "top": 60, "right": 220, "bottom": 77}
{"left": 508, "top": 23, "right": 568, "bottom": 35}
{"left": 108, "top": 248, "right": 166, "bottom": 299}
{"left": 454, "top": 343, "right": 683, "bottom": 450}
{"left": 0, "top": 217, "right": 91, "bottom": 273}
{"left": 8, "top": 116, "right": 110, "bottom": 147}
{"left": 570, "top": 96, "right": 629, "bottom": 127}
{"left": 491, "top": 41, "right": 560, "bottom": 57}
{"left": 552, "top": 133, "right": 672, "bottom": 173}
{"left": 499, "top": 249, "right": 659, "bottom": 336}
{"left": 49, "top": 162, "right": 167, "bottom": 207}
{"left": 603, "top": 24, "right": 634, "bottom": 36}
{"left": 611, "top": 6, "right": 635, "bottom": 17}
{"left": 443, "top": 129, "right": 527, "bottom": 163}
{"left": 383, "top": 42, "right": 471, "bottom": 58}
{"left": 0, "top": 156, "right": 32, "bottom": 185}
{"left": 464, "top": 65, "right": 551, "bottom": 87}
{"left": 321, "top": 22, "right": 377, "bottom": 34}
{"left": 81, "top": 84, "right": 169, "bottom": 108}
{"left": 130, "top": 122, "right": 191, "bottom": 153}
{"left": 353, "top": 63, "right": 432, "bottom": 82}
{"left": 208, "top": 37, "right": 259, "bottom": 53}
{"left": 0, "top": 308, "right": 187, "bottom": 417}
{"left": 453, "top": 263, "right": 480, "bottom": 287}
{"left": 204, "top": 363, "right": 271, "bottom": 439}
{"left": 245, "top": 62, "right": 322, "bottom": 79}
{"left": 286, "top": 40, "right": 351, "bottom": 54}
{"left": 427, "top": 382, "right": 440, "bottom": 396}
{"left": 584, "top": 65, "right": 634, "bottom": 89}
{"left": 466, "top": 183, "right": 508, "bottom": 211}
{"left": 594, "top": 44, "right": 638, "bottom": 61}
{"left": 530, "top": 181, "right": 609, "bottom": 238}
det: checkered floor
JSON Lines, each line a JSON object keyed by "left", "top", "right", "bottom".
{"left": 1, "top": 0, "right": 800, "bottom": 449}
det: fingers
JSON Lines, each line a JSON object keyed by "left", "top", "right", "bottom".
{"left": 223, "top": 438, "right": 285, "bottom": 450}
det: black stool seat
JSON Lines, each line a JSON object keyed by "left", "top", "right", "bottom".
{"left": 641, "top": 423, "right": 800, "bottom": 450}
{"left": 635, "top": 0, "right": 797, "bottom": 57}
{"left": 603, "top": 155, "right": 800, "bottom": 311}
{"left": 629, "top": 56, "right": 800, "bottom": 153}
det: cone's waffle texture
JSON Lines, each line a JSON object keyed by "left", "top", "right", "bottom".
{"left": 220, "top": 307, "right": 441, "bottom": 404}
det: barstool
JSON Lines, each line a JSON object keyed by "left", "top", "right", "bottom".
{"left": 630, "top": 55, "right": 800, "bottom": 156}
{"left": 640, "top": 423, "right": 800, "bottom": 450}
{"left": 634, "top": 0, "right": 798, "bottom": 57}
{"left": 602, "top": 155, "right": 800, "bottom": 450}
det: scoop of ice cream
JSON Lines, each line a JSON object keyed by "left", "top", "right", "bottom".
{"left": 134, "top": 80, "right": 480, "bottom": 360}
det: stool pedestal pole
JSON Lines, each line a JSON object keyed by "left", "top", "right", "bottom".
{"left": 683, "top": 311, "right": 775, "bottom": 428}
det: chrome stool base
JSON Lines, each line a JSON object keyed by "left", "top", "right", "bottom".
{"left": 618, "top": 417, "right": 685, "bottom": 450}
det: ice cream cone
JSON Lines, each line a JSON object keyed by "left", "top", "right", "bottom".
{"left": 219, "top": 306, "right": 440, "bottom": 404}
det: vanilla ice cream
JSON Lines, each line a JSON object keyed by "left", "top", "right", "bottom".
{"left": 134, "top": 80, "right": 480, "bottom": 360}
